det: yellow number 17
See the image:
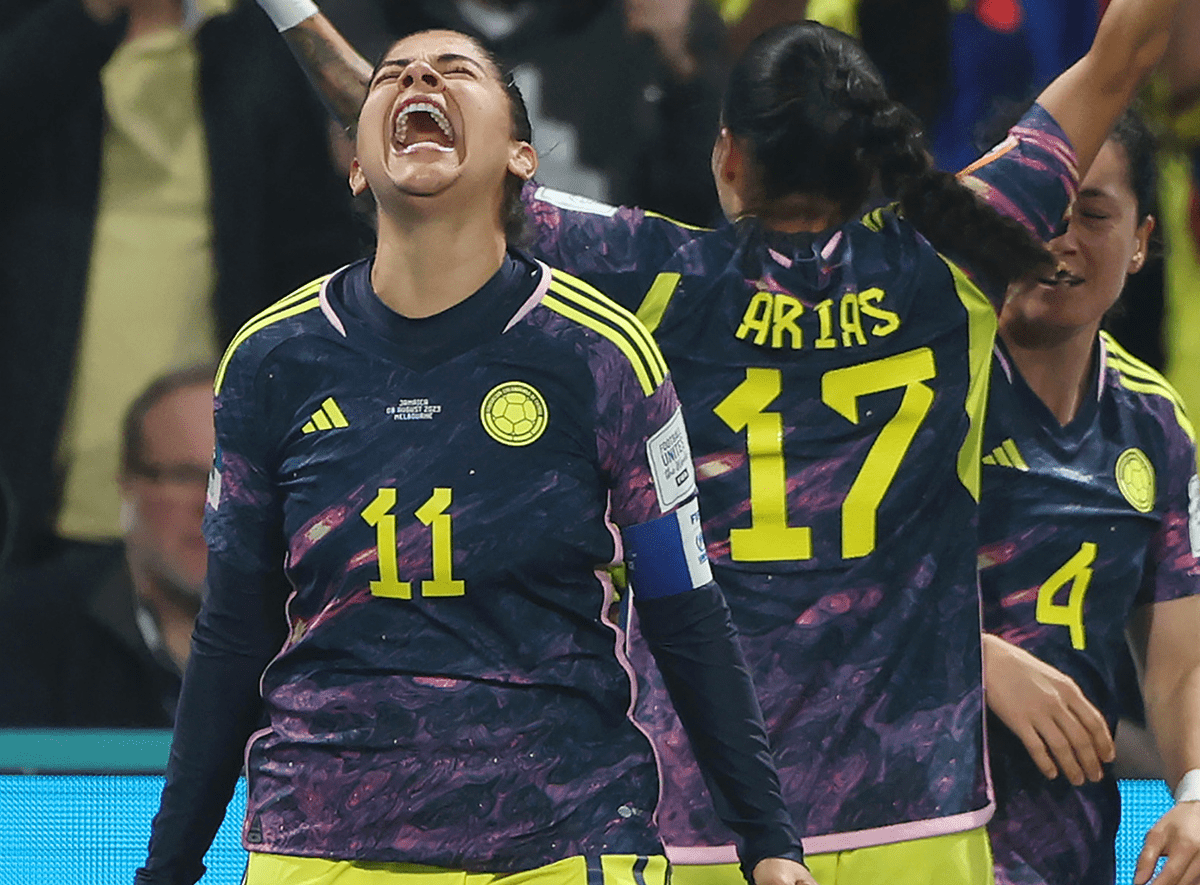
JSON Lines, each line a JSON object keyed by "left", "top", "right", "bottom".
{"left": 714, "top": 347, "right": 936, "bottom": 562}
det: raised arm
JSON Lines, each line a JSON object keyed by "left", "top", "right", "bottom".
{"left": 1036, "top": 0, "right": 1194, "bottom": 178}
{"left": 254, "top": 0, "right": 370, "bottom": 130}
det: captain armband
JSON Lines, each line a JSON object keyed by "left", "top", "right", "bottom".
{"left": 1175, "top": 769, "right": 1200, "bottom": 804}
{"left": 256, "top": 0, "right": 318, "bottom": 31}
{"left": 622, "top": 498, "right": 713, "bottom": 600}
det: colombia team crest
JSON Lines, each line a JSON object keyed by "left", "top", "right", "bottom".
{"left": 1115, "top": 447, "right": 1155, "bottom": 513}
{"left": 481, "top": 381, "right": 549, "bottom": 446}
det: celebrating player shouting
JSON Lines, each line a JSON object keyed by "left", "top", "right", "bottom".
{"left": 135, "top": 27, "right": 813, "bottom": 885}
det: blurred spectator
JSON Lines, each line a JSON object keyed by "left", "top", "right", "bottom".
{"left": 1152, "top": 4, "right": 1200, "bottom": 425}
{"left": 0, "top": 0, "right": 362, "bottom": 567}
{"left": 319, "top": 0, "right": 727, "bottom": 225}
{"left": 0, "top": 365, "right": 214, "bottom": 728}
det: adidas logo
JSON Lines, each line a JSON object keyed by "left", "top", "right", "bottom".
{"left": 982, "top": 438, "right": 1029, "bottom": 470}
{"left": 303, "top": 397, "right": 349, "bottom": 434}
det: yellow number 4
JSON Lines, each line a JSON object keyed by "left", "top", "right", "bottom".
{"left": 1035, "top": 542, "right": 1096, "bottom": 650}
{"left": 362, "top": 487, "right": 465, "bottom": 598}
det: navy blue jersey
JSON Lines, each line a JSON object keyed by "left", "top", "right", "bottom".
{"left": 980, "top": 333, "right": 1200, "bottom": 885}
{"left": 525, "top": 106, "right": 1077, "bottom": 854}
{"left": 192, "top": 254, "right": 713, "bottom": 870}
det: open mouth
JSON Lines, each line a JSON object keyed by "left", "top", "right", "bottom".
{"left": 393, "top": 100, "right": 456, "bottom": 153}
{"left": 1037, "top": 268, "right": 1085, "bottom": 288}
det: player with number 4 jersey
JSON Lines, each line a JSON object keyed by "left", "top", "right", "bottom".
{"left": 979, "top": 108, "right": 1200, "bottom": 885}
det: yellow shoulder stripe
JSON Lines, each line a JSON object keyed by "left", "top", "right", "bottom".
{"left": 215, "top": 286, "right": 325, "bottom": 395}
{"left": 1103, "top": 333, "right": 1195, "bottom": 441}
{"left": 635, "top": 272, "right": 682, "bottom": 333}
{"left": 543, "top": 272, "right": 668, "bottom": 396}
{"left": 547, "top": 270, "right": 668, "bottom": 379}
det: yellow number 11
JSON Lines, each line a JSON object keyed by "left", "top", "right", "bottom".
{"left": 362, "top": 487, "right": 465, "bottom": 598}
{"left": 714, "top": 348, "right": 936, "bottom": 562}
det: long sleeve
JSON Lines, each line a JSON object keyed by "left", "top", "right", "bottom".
{"left": 635, "top": 585, "right": 804, "bottom": 880}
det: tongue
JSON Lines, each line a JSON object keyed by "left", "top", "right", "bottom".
{"left": 403, "top": 112, "right": 452, "bottom": 148}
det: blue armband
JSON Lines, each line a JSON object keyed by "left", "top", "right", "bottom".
{"left": 622, "top": 498, "right": 713, "bottom": 600}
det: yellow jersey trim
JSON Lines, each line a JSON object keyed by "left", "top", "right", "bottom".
{"left": 635, "top": 272, "right": 682, "bottom": 333}
{"left": 543, "top": 271, "right": 669, "bottom": 396}
{"left": 1104, "top": 332, "right": 1196, "bottom": 442}
{"left": 943, "top": 257, "right": 999, "bottom": 501}
{"left": 215, "top": 277, "right": 328, "bottom": 395}
{"left": 643, "top": 210, "right": 713, "bottom": 232}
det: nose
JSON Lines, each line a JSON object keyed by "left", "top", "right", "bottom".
{"left": 1050, "top": 212, "right": 1079, "bottom": 256}
{"left": 401, "top": 61, "right": 443, "bottom": 91}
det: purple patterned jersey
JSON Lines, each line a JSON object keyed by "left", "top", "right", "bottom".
{"left": 980, "top": 333, "right": 1200, "bottom": 885}
{"left": 524, "top": 106, "right": 1077, "bottom": 855}
{"left": 205, "top": 254, "right": 697, "bottom": 870}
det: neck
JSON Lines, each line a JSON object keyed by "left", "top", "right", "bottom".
{"left": 999, "top": 322, "right": 1100, "bottom": 426}
{"left": 371, "top": 206, "right": 508, "bottom": 318}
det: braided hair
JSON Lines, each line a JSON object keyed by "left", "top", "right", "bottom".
{"left": 723, "top": 21, "right": 1053, "bottom": 284}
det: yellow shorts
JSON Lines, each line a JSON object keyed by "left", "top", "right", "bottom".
{"left": 669, "top": 827, "right": 994, "bottom": 885}
{"left": 243, "top": 852, "right": 670, "bottom": 885}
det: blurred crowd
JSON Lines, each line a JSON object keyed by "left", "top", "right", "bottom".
{"left": 0, "top": 0, "right": 1196, "bottom": 769}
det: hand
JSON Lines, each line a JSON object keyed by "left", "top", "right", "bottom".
{"left": 751, "top": 857, "right": 821, "bottom": 885}
{"left": 982, "top": 633, "right": 1114, "bottom": 785}
{"left": 622, "top": 0, "right": 697, "bottom": 79}
{"left": 1134, "top": 801, "right": 1200, "bottom": 885}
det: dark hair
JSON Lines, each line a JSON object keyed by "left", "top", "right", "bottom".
{"left": 121, "top": 364, "right": 215, "bottom": 479}
{"left": 1107, "top": 106, "right": 1158, "bottom": 223}
{"left": 362, "top": 33, "right": 534, "bottom": 244}
{"left": 723, "top": 21, "right": 1053, "bottom": 283}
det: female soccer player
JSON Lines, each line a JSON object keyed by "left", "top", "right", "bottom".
{"left": 134, "top": 29, "right": 815, "bottom": 885}
{"left": 979, "top": 109, "right": 1200, "bottom": 885}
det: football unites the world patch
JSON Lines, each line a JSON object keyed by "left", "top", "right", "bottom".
{"left": 1115, "top": 447, "right": 1156, "bottom": 514}
{"left": 480, "top": 381, "right": 549, "bottom": 446}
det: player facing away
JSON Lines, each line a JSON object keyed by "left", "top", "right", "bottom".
{"left": 241, "top": 1, "right": 1184, "bottom": 882}
{"left": 979, "top": 109, "right": 1200, "bottom": 885}
{"left": 134, "top": 30, "right": 815, "bottom": 885}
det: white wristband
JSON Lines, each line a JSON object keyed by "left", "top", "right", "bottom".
{"left": 256, "top": 0, "right": 318, "bottom": 32}
{"left": 1174, "top": 769, "right": 1200, "bottom": 803}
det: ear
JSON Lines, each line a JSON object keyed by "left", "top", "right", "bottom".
{"left": 1129, "top": 215, "right": 1155, "bottom": 274}
{"left": 508, "top": 141, "right": 538, "bottom": 181}
{"left": 349, "top": 157, "right": 369, "bottom": 197}
{"left": 711, "top": 128, "right": 748, "bottom": 221}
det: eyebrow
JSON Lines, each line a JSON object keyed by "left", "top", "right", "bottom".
{"left": 371, "top": 53, "right": 487, "bottom": 84}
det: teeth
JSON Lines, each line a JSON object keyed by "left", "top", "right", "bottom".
{"left": 394, "top": 101, "right": 454, "bottom": 144}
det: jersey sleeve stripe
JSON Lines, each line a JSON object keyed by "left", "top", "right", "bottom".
{"left": 214, "top": 296, "right": 322, "bottom": 395}
{"left": 1111, "top": 374, "right": 1197, "bottom": 442}
{"left": 542, "top": 293, "right": 658, "bottom": 396}
{"left": 642, "top": 209, "right": 713, "bottom": 232}
{"left": 1103, "top": 333, "right": 1196, "bottom": 440}
{"left": 547, "top": 272, "right": 669, "bottom": 380}
{"left": 549, "top": 270, "right": 669, "bottom": 379}
{"left": 634, "top": 272, "right": 682, "bottom": 333}
{"left": 942, "top": 256, "right": 999, "bottom": 500}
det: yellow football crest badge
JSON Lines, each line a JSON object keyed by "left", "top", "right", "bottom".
{"left": 1115, "top": 447, "right": 1155, "bottom": 513}
{"left": 481, "top": 381, "right": 549, "bottom": 446}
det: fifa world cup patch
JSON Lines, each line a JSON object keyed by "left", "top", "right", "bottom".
{"left": 647, "top": 407, "right": 697, "bottom": 512}
{"left": 480, "top": 381, "right": 549, "bottom": 446}
{"left": 206, "top": 446, "right": 222, "bottom": 511}
{"left": 1115, "top": 447, "right": 1155, "bottom": 514}
{"left": 1188, "top": 474, "right": 1200, "bottom": 558}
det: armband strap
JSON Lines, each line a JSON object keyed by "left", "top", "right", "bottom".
{"left": 622, "top": 498, "right": 712, "bottom": 600}
{"left": 256, "top": 0, "right": 318, "bottom": 31}
{"left": 1175, "top": 769, "right": 1200, "bottom": 803}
